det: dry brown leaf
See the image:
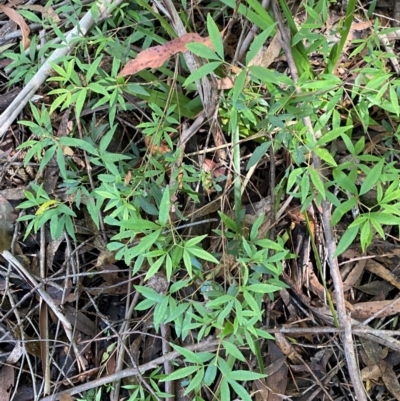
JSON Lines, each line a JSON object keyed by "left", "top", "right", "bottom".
{"left": 382, "top": 364, "right": 400, "bottom": 401}
{"left": 60, "top": 392, "right": 75, "bottom": 401}
{"left": 0, "top": 5, "right": 30, "bottom": 49}
{"left": 64, "top": 306, "right": 97, "bottom": 337}
{"left": 365, "top": 260, "right": 400, "bottom": 291}
{"left": 360, "top": 363, "right": 384, "bottom": 381}
{"left": 343, "top": 258, "right": 366, "bottom": 291}
{"left": 119, "top": 33, "right": 213, "bottom": 76}
{"left": 249, "top": 30, "right": 282, "bottom": 68}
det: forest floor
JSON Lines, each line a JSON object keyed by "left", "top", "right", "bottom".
{"left": 1, "top": 0, "right": 400, "bottom": 400}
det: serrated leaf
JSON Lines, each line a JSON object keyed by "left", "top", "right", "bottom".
{"left": 222, "top": 340, "right": 245, "bottom": 361}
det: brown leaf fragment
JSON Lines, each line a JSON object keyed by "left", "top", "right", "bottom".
{"left": 382, "top": 363, "right": 400, "bottom": 400}
{"left": 0, "top": 195, "right": 15, "bottom": 252}
{"left": 265, "top": 341, "right": 288, "bottom": 401}
{"left": 343, "top": 258, "right": 366, "bottom": 291}
{"left": 351, "top": 299, "right": 400, "bottom": 320}
{"left": 360, "top": 362, "right": 384, "bottom": 381}
{"left": 64, "top": 306, "right": 97, "bottom": 337}
{"left": 0, "top": 365, "right": 14, "bottom": 401}
{"left": 0, "top": 5, "right": 30, "bottom": 49}
{"left": 360, "top": 338, "right": 384, "bottom": 365}
{"left": 119, "top": 33, "right": 213, "bottom": 76}
{"left": 249, "top": 30, "right": 282, "bottom": 68}
{"left": 274, "top": 333, "right": 302, "bottom": 364}
{"left": 365, "top": 260, "right": 400, "bottom": 291}
{"left": 60, "top": 394, "right": 75, "bottom": 401}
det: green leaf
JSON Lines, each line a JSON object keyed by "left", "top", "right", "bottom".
{"left": 334, "top": 225, "right": 359, "bottom": 257}
{"left": 170, "top": 343, "right": 205, "bottom": 364}
{"left": 135, "top": 285, "right": 165, "bottom": 302}
{"left": 184, "top": 367, "right": 204, "bottom": 394}
{"left": 164, "top": 302, "right": 189, "bottom": 323}
{"left": 246, "top": 283, "right": 283, "bottom": 293}
{"left": 246, "top": 24, "right": 277, "bottom": 65}
{"left": 227, "top": 379, "right": 252, "bottom": 401}
{"left": 218, "top": 211, "right": 241, "bottom": 234}
{"left": 158, "top": 186, "right": 170, "bottom": 226}
{"left": 185, "top": 42, "right": 220, "bottom": 60}
{"left": 75, "top": 88, "right": 88, "bottom": 119}
{"left": 87, "top": 56, "right": 103, "bottom": 82}
{"left": 228, "top": 370, "right": 267, "bottom": 381}
{"left": 331, "top": 197, "right": 357, "bottom": 226}
{"left": 186, "top": 246, "right": 219, "bottom": 264}
{"left": 153, "top": 295, "right": 168, "bottom": 331}
{"left": 204, "top": 361, "right": 217, "bottom": 386}
{"left": 220, "top": 378, "right": 230, "bottom": 400}
{"left": 360, "top": 221, "right": 372, "bottom": 251}
{"left": 161, "top": 366, "right": 199, "bottom": 381}
{"left": 207, "top": 14, "right": 224, "bottom": 59}
{"left": 206, "top": 295, "right": 234, "bottom": 308}
{"left": 130, "top": 229, "right": 161, "bottom": 259}
{"left": 369, "top": 212, "right": 400, "bottom": 225}
{"left": 231, "top": 69, "right": 247, "bottom": 107}
{"left": 183, "top": 61, "right": 222, "bottom": 86}
{"left": 185, "top": 235, "right": 208, "bottom": 247}
{"left": 250, "top": 213, "right": 265, "bottom": 242}
{"left": 324, "top": 0, "right": 356, "bottom": 73}
{"left": 359, "top": 159, "right": 384, "bottom": 196}
{"left": 309, "top": 167, "right": 325, "bottom": 199}
{"left": 222, "top": 340, "right": 245, "bottom": 361}
{"left": 144, "top": 255, "right": 165, "bottom": 280}
{"left": 246, "top": 141, "right": 271, "bottom": 170}
{"left": 287, "top": 167, "right": 304, "bottom": 192}
{"left": 59, "top": 137, "right": 98, "bottom": 156}
{"left": 313, "top": 147, "right": 337, "bottom": 167}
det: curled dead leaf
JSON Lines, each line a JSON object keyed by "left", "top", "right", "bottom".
{"left": 119, "top": 33, "right": 213, "bottom": 77}
{"left": 0, "top": 5, "right": 30, "bottom": 49}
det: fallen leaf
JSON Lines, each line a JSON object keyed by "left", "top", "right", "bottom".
{"left": 382, "top": 363, "right": 400, "bottom": 400}
{"left": 119, "top": 33, "right": 213, "bottom": 76}
{"left": 0, "top": 365, "right": 14, "bottom": 401}
{"left": 0, "top": 5, "right": 30, "bottom": 49}
{"left": 0, "top": 195, "right": 15, "bottom": 252}
{"left": 351, "top": 299, "right": 400, "bottom": 320}
{"left": 249, "top": 30, "right": 282, "bottom": 68}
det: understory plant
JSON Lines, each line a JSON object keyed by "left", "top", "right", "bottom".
{"left": 7, "top": 0, "right": 400, "bottom": 399}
